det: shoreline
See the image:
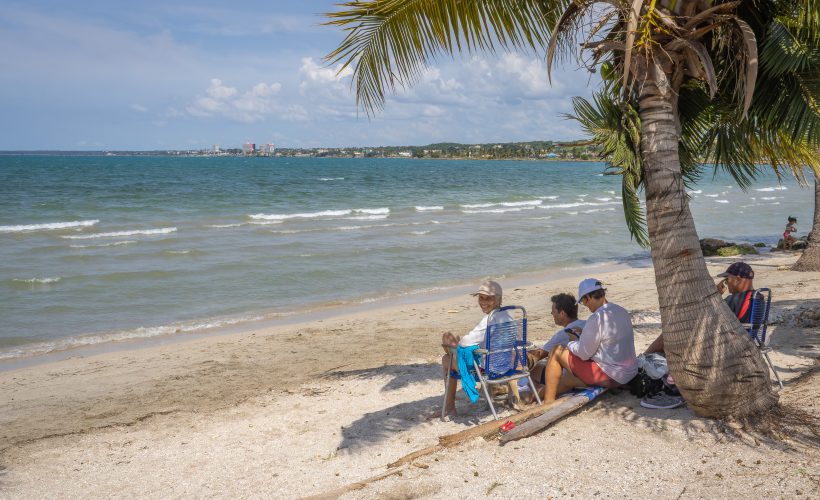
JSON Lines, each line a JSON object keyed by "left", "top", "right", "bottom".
{"left": 0, "top": 250, "right": 817, "bottom": 497}
{"left": 0, "top": 258, "right": 637, "bottom": 371}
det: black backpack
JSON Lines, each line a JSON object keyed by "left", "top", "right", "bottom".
{"left": 626, "top": 368, "right": 665, "bottom": 398}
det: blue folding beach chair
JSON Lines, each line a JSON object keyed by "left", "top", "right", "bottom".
{"left": 442, "top": 305, "right": 542, "bottom": 420}
{"left": 744, "top": 288, "right": 783, "bottom": 389}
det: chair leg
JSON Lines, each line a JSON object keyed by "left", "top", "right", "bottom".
{"left": 474, "top": 359, "right": 498, "bottom": 420}
{"left": 480, "top": 380, "right": 498, "bottom": 420}
{"left": 762, "top": 351, "right": 784, "bottom": 390}
{"left": 441, "top": 369, "right": 451, "bottom": 419}
{"left": 527, "top": 375, "right": 542, "bottom": 405}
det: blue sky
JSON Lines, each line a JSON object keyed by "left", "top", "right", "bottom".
{"left": 0, "top": 1, "right": 599, "bottom": 150}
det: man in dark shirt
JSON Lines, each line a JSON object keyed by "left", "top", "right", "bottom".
{"left": 717, "top": 261, "right": 756, "bottom": 322}
{"left": 645, "top": 261, "right": 757, "bottom": 353}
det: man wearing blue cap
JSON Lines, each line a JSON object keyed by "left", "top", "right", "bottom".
{"left": 542, "top": 278, "right": 638, "bottom": 402}
{"left": 645, "top": 261, "right": 757, "bottom": 354}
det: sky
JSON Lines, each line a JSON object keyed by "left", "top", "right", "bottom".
{"left": 0, "top": 1, "right": 601, "bottom": 150}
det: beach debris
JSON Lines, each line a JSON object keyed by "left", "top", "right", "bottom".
{"left": 486, "top": 482, "right": 503, "bottom": 495}
{"left": 447, "top": 310, "right": 459, "bottom": 314}
{"left": 411, "top": 462, "right": 429, "bottom": 469}
{"left": 500, "top": 387, "right": 608, "bottom": 443}
{"left": 779, "top": 305, "right": 820, "bottom": 328}
{"left": 499, "top": 421, "right": 516, "bottom": 432}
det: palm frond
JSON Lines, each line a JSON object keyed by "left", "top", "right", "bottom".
{"left": 568, "top": 92, "right": 649, "bottom": 246}
{"left": 324, "top": 0, "right": 564, "bottom": 115}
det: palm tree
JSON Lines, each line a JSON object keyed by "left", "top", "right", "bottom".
{"left": 324, "top": 1, "right": 820, "bottom": 418}
{"left": 793, "top": 172, "right": 820, "bottom": 270}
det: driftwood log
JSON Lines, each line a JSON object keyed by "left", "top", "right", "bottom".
{"left": 304, "top": 389, "right": 609, "bottom": 498}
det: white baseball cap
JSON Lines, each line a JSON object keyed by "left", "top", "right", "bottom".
{"left": 471, "top": 280, "right": 502, "bottom": 297}
{"left": 577, "top": 278, "right": 604, "bottom": 304}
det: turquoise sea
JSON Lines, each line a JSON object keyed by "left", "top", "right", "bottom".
{"left": 0, "top": 155, "right": 811, "bottom": 360}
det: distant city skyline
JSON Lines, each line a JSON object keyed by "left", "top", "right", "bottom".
{"left": 0, "top": 1, "right": 600, "bottom": 151}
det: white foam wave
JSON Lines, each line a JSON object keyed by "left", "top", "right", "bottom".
{"left": 415, "top": 205, "right": 444, "bottom": 212}
{"left": 12, "top": 277, "right": 61, "bottom": 284}
{"left": 0, "top": 219, "right": 99, "bottom": 233}
{"left": 760, "top": 197, "right": 778, "bottom": 201}
{"left": 318, "top": 177, "right": 345, "bottom": 181}
{"left": 715, "top": 200, "right": 729, "bottom": 204}
{"left": 69, "top": 240, "right": 137, "bottom": 249}
{"left": 462, "top": 206, "right": 537, "bottom": 214}
{"left": 755, "top": 186, "right": 787, "bottom": 192}
{"left": 687, "top": 190, "right": 703, "bottom": 195}
{"left": 566, "top": 211, "right": 579, "bottom": 215}
{"left": 207, "top": 223, "right": 245, "bottom": 228}
{"left": 770, "top": 201, "right": 781, "bottom": 205}
{"left": 62, "top": 227, "right": 177, "bottom": 240}
{"left": 0, "top": 315, "right": 267, "bottom": 360}
{"left": 539, "top": 201, "right": 620, "bottom": 210}
{"left": 166, "top": 250, "right": 192, "bottom": 255}
{"left": 704, "top": 194, "right": 719, "bottom": 198}
{"left": 248, "top": 220, "right": 284, "bottom": 225}
{"left": 595, "top": 197, "right": 612, "bottom": 202}
{"left": 250, "top": 207, "right": 389, "bottom": 221}
{"left": 335, "top": 223, "right": 397, "bottom": 231}
{"left": 540, "top": 196, "right": 559, "bottom": 200}
{"left": 606, "top": 190, "right": 616, "bottom": 195}
{"left": 577, "top": 194, "right": 589, "bottom": 197}
{"left": 249, "top": 209, "right": 351, "bottom": 221}
{"left": 346, "top": 215, "right": 389, "bottom": 221}
{"left": 461, "top": 199, "right": 542, "bottom": 209}
{"left": 410, "top": 230, "right": 431, "bottom": 235}
{"left": 355, "top": 207, "right": 390, "bottom": 215}
{"left": 582, "top": 208, "right": 616, "bottom": 214}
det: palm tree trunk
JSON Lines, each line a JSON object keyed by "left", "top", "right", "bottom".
{"left": 792, "top": 172, "right": 820, "bottom": 271}
{"left": 638, "top": 80, "right": 778, "bottom": 418}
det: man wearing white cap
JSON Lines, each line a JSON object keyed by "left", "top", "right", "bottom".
{"left": 542, "top": 278, "right": 638, "bottom": 402}
{"left": 441, "top": 280, "right": 514, "bottom": 417}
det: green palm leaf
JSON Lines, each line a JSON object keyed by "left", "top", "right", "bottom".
{"left": 324, "top": 0, "right": 563, "bottom": 115}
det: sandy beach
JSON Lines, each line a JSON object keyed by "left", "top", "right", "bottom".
{"left": 0, "top": 251, "right": 817, "bottom": 498}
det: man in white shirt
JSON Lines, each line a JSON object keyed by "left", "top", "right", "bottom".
{"left": 542, "top": 279, "right": 638, "bottom": 402}
{"left": 440, "top": 280, "right": 514, "bottom": 416}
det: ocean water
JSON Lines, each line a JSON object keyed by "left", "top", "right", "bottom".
{"left": 0, "top": 155, "right": 811, "bottom": 360}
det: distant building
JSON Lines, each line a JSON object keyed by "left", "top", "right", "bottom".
{"left": 212, "top": 144, "right": 221, "bottom": 153}
{"left": 398, "top": 151, "right": 412, "bottom": 157}
{"left": 242, "top": 142, "right": 255, "bottom": 156}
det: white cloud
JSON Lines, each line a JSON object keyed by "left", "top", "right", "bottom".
{"left": 130, "top": 103, "right": 148, "bottom": 113}
{"left": 299, "top": 57, "right": 352, "bottom": 85}
{"left": 186, "top": 78, "right": 283, "bottom": 123}
{"left": 422, "top": 105, "right": 445, "bottom": 117}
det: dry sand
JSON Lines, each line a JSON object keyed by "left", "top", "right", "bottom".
{"left": 0, "top": 252, "right": 817, "bottom": 498}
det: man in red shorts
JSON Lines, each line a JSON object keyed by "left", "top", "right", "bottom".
{"left": 542, "top": 278, "right": 638, "bottom": 402}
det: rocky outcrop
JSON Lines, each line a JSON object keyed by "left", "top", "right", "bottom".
{"left": 774, "top": 237, "right": 808, "bottom": 251}
{"left": 699, "top": 238, "right": 759, "bottom": 257}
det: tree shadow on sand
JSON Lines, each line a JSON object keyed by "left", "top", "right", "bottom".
{"left": 328, "top": 296, "right": 819, "bottom": 453}
{"left": 327, "top": 363, "right": 515, "bottom": 451}
{"left": 322, "top": 362, "right": 440, "bottom": 392}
